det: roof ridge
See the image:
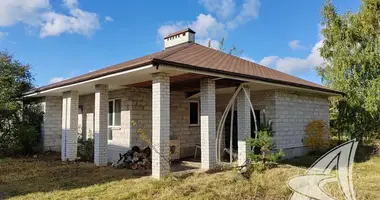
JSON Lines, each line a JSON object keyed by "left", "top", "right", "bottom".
{"left": 155, "top": 43, "right": 195, "bottom": 60}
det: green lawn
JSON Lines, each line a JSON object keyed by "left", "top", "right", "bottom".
{"left": 0, "top": 152, "right": 379, "bottom": 200}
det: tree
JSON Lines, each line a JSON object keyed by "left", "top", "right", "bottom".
{"left": 317, "top": 0, "right": 380, "bottom": 140}
{"left": 0, "top": 51, "right": 43, "bottom": 156}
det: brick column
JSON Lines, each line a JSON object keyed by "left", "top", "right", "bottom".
{"left": 151, "top": 73, "right": 170, "bottom": 179}
{"left": 237, "top": 85, "right": 251, "bottom": 166}
{"left": 200, "top": 78, "right": 216, "bottom": 169}
{"left": 61, "top": 91, "right": 79, "bottom": 161}
{"left": 41, "top": 96, "right": 62, "bottom": 152}
{"left": 94, "top": 84, "right": 109, "bottom": 166}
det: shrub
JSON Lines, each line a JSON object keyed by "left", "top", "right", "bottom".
{"left": 0, "top": 51, "right": 42, "bottom": 157}
{"left": 246, "top": 131, "right": 285, "bottom": 172}
{"left": 304, "top": 120, "right": 330, "bottom": 153}
{"left": 0, "top": 104, "right": 43, "bottom": 156}
{"left": 77, "top": 137, "right": 94, "bottom": 162}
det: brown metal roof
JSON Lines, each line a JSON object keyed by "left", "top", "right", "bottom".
{"left": 29, "top": 42, "right": 342, "bottom": 95}
{"left": 164, "top": 28, "right": 196, "bottom": 39}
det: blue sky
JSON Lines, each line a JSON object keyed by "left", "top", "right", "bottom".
{"left": 0, "top": 0, "right": 360, "bottom": 87}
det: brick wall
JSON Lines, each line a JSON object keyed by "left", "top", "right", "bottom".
{"left": 73, "top": 87, "right": 329, "bottom": 161}
{"left": 41, "top": 96, "right": 62, "bottom": 152}
{"left": 273, "top": 90, "right": 330, "bottom": 157}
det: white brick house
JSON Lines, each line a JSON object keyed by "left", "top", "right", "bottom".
{"left": 25, "top": 28, "right": 342, "bottom": 179}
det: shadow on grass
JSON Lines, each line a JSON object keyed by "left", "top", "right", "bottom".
{"left": 0, "top": 152, "right": 151, "bottom": 199}
{"left": 280, "top": 145, "right": 376, "bottom": 168}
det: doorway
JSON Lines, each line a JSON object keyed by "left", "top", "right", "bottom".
{"left": 224, "top": 110, "right": 260, "bottom": 150}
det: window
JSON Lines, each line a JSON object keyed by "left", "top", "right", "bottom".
{"left": 108, "top": 99, "right": 121, "bottom": 127}
{"left": 189, "top": 101, "right": 199, "bottom": 125}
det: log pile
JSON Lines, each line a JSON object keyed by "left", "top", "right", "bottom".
{"left": 111, "top": 146, "right": 151, "bottom": 170}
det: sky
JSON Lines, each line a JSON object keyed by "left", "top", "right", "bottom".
{"left": 0, "top": 0, "right": 361, "bottom": 87}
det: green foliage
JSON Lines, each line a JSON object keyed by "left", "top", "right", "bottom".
{"left": 317, "top": 0, "right": 380, "bottom": 140}
{"left": 247, "top": 131, "right": 285, "bottom": 166}
{"left": 77, "top": 137, "right": 94, "bottom": 161}
{"left": 258, "top": 110, "right": 274, "bottom": 136}
{"left": 304, "top": 120, "right": 330, "bottom": 153}
{"left": 0, "top": 51, "right": 42, "bottom": 156}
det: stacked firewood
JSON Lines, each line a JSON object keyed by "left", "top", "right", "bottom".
{"left": 111, "top": 146, "right": 151, "bottom": 170}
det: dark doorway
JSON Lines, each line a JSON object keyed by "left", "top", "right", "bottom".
{"left": 224, "top": 110, "right": 260, "bottom": 150}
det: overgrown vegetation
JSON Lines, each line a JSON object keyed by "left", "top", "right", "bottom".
{"left": 0, "top": 51, "right": 43, "bottom": 157}
{"left": 77, "top": 137, "right": 94, "bottom": 162}
{"left": 304, "top": 120, "right": 330, "bottom": 153}
{"left": 318, "top": 0, "right": 380, "bottom": 141}
{"left": 245, "top": 114, "right": 284, "bottom": 173}
{"left": 1, "top": 152, "right": 379, "bottom": 200}
{"left": 247, "top": 131, "right": 285, "bottom": 171}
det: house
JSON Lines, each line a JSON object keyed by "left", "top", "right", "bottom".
{"left": 24, "top": 28, "right": 342, "bottom": 179}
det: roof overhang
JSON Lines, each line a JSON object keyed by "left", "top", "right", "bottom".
{"left": 24, "top": 61, "right": 343, "bottom": 98}
{"left": 153, "top": 59, "right": 344, "bottom": 96}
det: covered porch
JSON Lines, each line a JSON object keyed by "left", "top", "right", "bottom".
{"left": 30, "top": 65, "right": 283, "bottom": 179}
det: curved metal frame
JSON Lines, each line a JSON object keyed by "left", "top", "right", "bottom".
{"left": 216, "top": 83, "right": 258, "bottom": 163}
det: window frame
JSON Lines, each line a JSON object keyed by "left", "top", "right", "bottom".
{"left": 108, "top": 98, "right": 121, "bottom": 128}
{"left": 189, "top": 100, "right": 200, "bottom": 126}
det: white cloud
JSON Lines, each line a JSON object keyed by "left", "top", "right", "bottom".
{"left": 158, "top": 0, "right": 260, "bottom": 48}
{"left": 157, "top": 14, "right": 225, "bottom": 48}
{"left": 105, "top": 16, "right": 114, "bottom": 22}
{"left": 0, "top": 32, "right": 8, "bottom": 39}
{"left": 157, "top": 23, "right": 184, "bottom": 39}
{"left": 198, "top": 38, "right": 220, "bottom": 49}
{"left": 259, "top": 40, "right": 325, "bottom": 73}
{"left": 259, "top": 56, "right": 278, "bottom": 66}
{"left": 0, "top": 0, "right": 100, "bottom": 38}
{"left": 158, "top": 14, "right": 225, "bottom": 39}
{"left": 241, "top": 56, "right": 256, "bottom": 63}
{"left": 254, "top": 24, "right": 327, "bottom": 74}
{"left": 62, "top": 0, "right": 78, "bottom": 9}
{"left": 288, "top": 40, "right": 305, "bottom": 50}
{"left": 190, "top": 14, "right": 225, "bottom": 38}
{"left": 199, "top": 0, "right": 236, "bottom": 19}
{"left": 228, "top": 0, "right": 260, "bottom": 29}
{"left": 48, "top": 77, "right": 66, "bottom": 84}
{"left": 40, "top": 8, "right": 99, "bottom": 37}
{"left": 0, "top": 0, "right": 50, "bottom": 26}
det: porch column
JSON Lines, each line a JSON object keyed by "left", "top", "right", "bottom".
{"left": 200, "top": 78, "right": 216, "bottom": 169}
{"left": 237, "top": 85, "right": 251, "bottom": 166}
{"left": 152, "top": 73, "right": 170, "bottom": 179}
{"left": 94, "top": 84, "right": 109, "bottom": 166}
{"left": 61, "top": 91, "right": 79, "bottom": 161}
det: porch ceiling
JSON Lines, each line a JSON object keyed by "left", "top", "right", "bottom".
{"left": 126, "top": 73, "right": 244, "bottom": 96}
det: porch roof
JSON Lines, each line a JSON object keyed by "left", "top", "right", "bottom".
{"left": 25, "top": 42, "right": 343, "bottom": 96}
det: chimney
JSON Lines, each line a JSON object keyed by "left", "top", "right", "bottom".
{"left": 164, "top": 28, "right": 195, "bottom": 49}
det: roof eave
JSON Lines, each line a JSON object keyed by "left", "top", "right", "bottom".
{"left": 23, "top": 60, "right": 154, "bottom": 97}
{"left": 152, "top": 58, "right": 344, "bottom": 96}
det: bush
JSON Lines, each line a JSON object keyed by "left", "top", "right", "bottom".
{"left": 246, "top": 131, "right": 285, "bottom": 171}
{"left": 77, "top": 137, "right": 94, "bottom": 162}
{"left": 0, "top": 51, "right": 42, "bottom": 157}
{"left": 0, "top": 104, "right": 43, "bottom": 156}
{"left": 304, "top": 120, "right": 330, "bottom": 154}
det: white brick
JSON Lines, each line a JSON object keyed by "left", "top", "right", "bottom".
{"left": 151, "top": 73, "right": 170, "bottom": 179}
{"left": 41, "top": 96, "right": 62, "bottom": 152}
{"left": 61, "top": 91, "right": 79, "bottom": 161}
{"left": 200, "top": 78, "right": 216, "bottom": 169}
{"left": 237, "top": 85, "right": 250, "bottom": 166}
{"left": 94, "top": 84, "right": 108, "bottom": 166}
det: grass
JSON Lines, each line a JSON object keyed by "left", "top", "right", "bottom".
{"left": 0, "top": 152, "right": 379, "bottom": 200}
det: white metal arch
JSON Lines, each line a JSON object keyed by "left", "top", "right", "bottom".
{"left": 216, "top": 83, "right": 258, "bottom": 163}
